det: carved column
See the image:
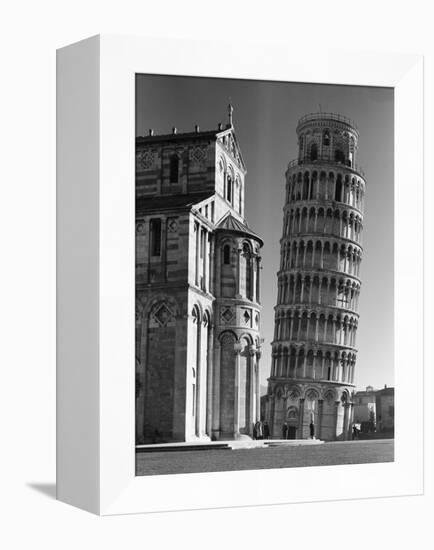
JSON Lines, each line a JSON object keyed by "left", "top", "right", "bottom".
{"left": 334, "top": 400, "right": 340, "bottom": 440}
{"left": 312, "top": 351, "right": 317, "bottom": 380}
{"left": 249, "top": 348, "right": 256, "bottom": 435}
{"left": 208, "top": 234, "right": 214, "bottom": 295}
{"left": 205, "top": 322, "right": 214, "bottom": 437}
{"left": 251, "top": 254, "right": 257, "bottom": 302}
{"left": 256, "top": 256, "right": 261, "bottom": 303}
{"left": 289, "top": 313, "right": 294, "bottom": 340}
{"left": 144, "top": 219, "right": 151, "bottom": 284}
{"left": 343, "top": 402, "right": 350, "bottom": 441}
{"left": 195, "top": 222, "right": 200, "bottom": 287}
{"left": 256, "top": 351, "right": 261, "bottom": 422}
{"left": 202, "top": 227, "right": 208, "bottom": 292}
{"left": 195, "top": 318, "right": 202, "bottom": 437}
{"left": 233, "top": 345, "right": 242, "bottom": 438}
{"left": 317, "top": 399, "right": 324, "bottom": 439}
{"left": 211, "top": 341, "right": 221, "bottom": 439}
{"left": 236, "top": 246, "right": 242, "bottom": 298}
{"left": 298, "top": 397, "right": 305, "bottom": 439}
{"left": 344, "top": 402, "right": 353, "bottom": 440}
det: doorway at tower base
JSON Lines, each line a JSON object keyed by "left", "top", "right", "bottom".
{"left": 264, "top": 384, "right": 354, "bottom": 442}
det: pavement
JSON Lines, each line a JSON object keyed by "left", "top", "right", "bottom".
{"left": 135, "top": 438, "right": 394, "bottom": 476}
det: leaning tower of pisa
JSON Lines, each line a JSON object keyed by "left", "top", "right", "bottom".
{"left": 266, "top": 112, "right": 366, "bottom": 441}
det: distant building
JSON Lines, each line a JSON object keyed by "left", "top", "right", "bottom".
{"left": 353, "top": 385, "right": 394, "bottom": 434}
{"left": 376, "top": 385, "right": 394, "bottom": 432}
{"left": 353, "top": 385, "right": 376, "bottom": 432}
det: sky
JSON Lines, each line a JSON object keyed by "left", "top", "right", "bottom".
{"left": 136, "top": 74, "right": 394, "bottom": 393}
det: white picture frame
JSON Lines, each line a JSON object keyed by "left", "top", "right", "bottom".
{"left": 56, "top": 34, "right": 423, "bottom": 516}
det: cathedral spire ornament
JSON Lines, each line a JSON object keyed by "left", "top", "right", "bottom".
{"left": 228, "top": 102, "right": 234, "bottom": 128}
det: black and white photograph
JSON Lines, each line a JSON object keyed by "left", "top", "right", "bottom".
{"left": 134, "top": 74, "right": 394, "bottom": 476}
{"left": 4, "top": 0, "right": 429, "bottom": 541}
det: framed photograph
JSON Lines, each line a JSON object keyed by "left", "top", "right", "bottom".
{"left": 56, "top": 35, "right": 423, "bottom": 515}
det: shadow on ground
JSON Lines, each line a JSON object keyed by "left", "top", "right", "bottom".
{"left": 27, "top": 482, "right": 56, "bottom": 499}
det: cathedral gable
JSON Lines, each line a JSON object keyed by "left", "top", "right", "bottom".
{"left": 216, "top": 129, "right": 246, "bottom": 173}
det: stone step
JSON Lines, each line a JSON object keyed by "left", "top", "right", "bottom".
{"left": 136, "top": 438, "right": 324, "bottom": 453}
{"left": 136, "top": 443, "right": 230, "bottom": 453}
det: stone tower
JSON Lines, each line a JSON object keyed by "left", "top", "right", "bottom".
{"left": 135, "top": 106, "right": 263, "bottom": 444}
{"left": 266, "top": 112, "right": 366, "bottom": 441}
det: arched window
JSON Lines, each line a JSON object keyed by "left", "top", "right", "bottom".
{"left": 303, "top": 173, "right": 309, "bottom": 199}
{"left": 335, "top": 175, "right": 343, "bottom": 202}
{"left": 169, "top": 154, "right": 179, "bottom": 183}
{"left": 242, "top": 243, "right": 252, "bottom": 299}
{"left": 226, "top": 174, "right": 233, "bottom": 204}
{"left": 223, "top": 244, "right": 231, "bottom": 265}
{"left": 150, "top": 218, "right": 162, "bottom": 256}
{"left": 310, "top": 143, "right": 318, "bottom": 161}
{"left": 323, "top": 130, "right": 330, "bottom": 146}
{"left": 335, "top": 149, "right": 345, "bottom": 164}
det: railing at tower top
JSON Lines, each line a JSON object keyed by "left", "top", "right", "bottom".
{"left": 297, "top": 112, "right": 358, "bottom": 131}
{"left": 286, "top": 156, "right": 365, "bottom": 178}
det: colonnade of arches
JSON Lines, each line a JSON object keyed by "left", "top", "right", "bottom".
{"left": 270, "top": 345, "right": 356, "bottom": 384}
{"left": 273, "top": 308, "right": 359, "bottom": 348}
{"left": 191, "top": 304, "right": 213, "bottom": 438}
{"left": 279, "top": 239, "right": 362, "bottom": 277}
{"left": 283, "top": 206, "right": 363, "bottom": 244}
{"left": 220, "top": 237, "right": 261, "bottom": 302}
{"left": 277, "top": 273, "right": 361, "bottom": 314}
{"left": 296, "top": 124, "right": 358, "bottom": 172}
{"left": 217, "top": 330, "right": 261, "bottom": 438}
{"left": 285, "top": 170, "right": 365, "bottom": 211}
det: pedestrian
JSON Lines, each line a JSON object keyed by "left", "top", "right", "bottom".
{"left": 282, "top": 422, "right": 288, "bottom": 440}
{"left": 309, "top": 421, "right": 315, "bottom": 439}
{"left": 263, "top": 421, "right": 270, "bottom": 439}
{"left": 352, "top": 425, "right": 358, "bottom": 440}
{"left": 253, "top": 423, "right": 257, "bottom": 440}
{"left": 255, "top": 420, "right": 263, "bottom": 440}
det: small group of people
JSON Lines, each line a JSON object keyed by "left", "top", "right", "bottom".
{"left": 253, "top": 420, "right": 270, "bottom": 440}
{"left": 281, "top": 420, "right": 315, "bottom": 439}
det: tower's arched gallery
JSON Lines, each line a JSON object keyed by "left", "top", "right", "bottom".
{"left": 135, "top": 107, "right": 263, "bottom": 444}
{"left": 264, "top": 113, "right": 366, "bottom": 441}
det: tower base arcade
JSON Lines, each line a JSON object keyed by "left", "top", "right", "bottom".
{"left": 264, "top": 380, "right": 354, "bottom": 441}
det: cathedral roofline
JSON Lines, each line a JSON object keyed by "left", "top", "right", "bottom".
{"left": 136, "top": 128, "right": 223, "bottom": 143}
{"left": 136, "top": 191, "right": 214, "bottom": 215}
{"left": 136, "top": 122, "right": 247, "bottom": 172}
{"left": 215, "top": 211, "right": 264, "bottom": 246}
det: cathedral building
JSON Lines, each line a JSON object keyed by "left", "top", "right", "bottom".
{"left": 135, "top": 106, "right": 263, "bottom": 444}
{"left": 265, "top": 113, "right": 366, "bottom": 441}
